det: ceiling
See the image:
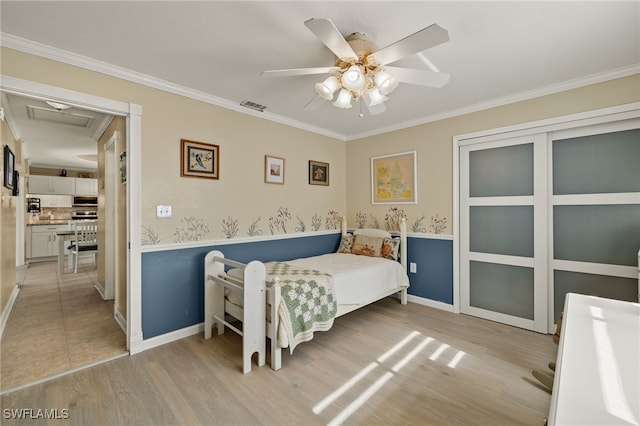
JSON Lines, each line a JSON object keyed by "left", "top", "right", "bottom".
{"left": 1, "top": 1, "right": 639, "bottom": 168}
{"left": 1, "top": 92, "right": 113, "bottom": 171}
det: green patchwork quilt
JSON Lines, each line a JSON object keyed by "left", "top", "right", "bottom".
{"left": 266, "top": 261, "right": 337, "bottom": 353}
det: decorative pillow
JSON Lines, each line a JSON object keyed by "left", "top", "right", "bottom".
{"left": 381, "top": 237, "right": 400, "bottom": 261}
{"left": 337, "top": 233, "right": 354, "bottom": 253}
{"left": 351, "top": 234, "right": 384, "bottom": 257}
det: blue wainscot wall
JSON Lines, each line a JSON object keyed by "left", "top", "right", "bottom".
{"left": 141, "top": 232, "right": 454, "bottom": 340}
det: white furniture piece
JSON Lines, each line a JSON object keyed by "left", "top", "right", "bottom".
{"left": 29, "top": 175, "right": 76, "bottom": 195}
{"left": 204, "top": 218, "right": 409, "bottom": 372}
{"left": 56, "top": 228, "right": 76, "bottom": 274}
{"left": 39, "top": 194, "right": 73, "bottom": 208}
{"left": 68, "top": 221, "right": 98, "bottom": 273}
{"left": 28, "top": 224, "right": 68, "bottom": 259}
{"left": 547, "top": 293, "right": 640, "bottom": 425}
{"left": 75, "top": 178, "right": 98, "bottom": 195}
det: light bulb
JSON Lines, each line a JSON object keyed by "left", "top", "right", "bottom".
{"left": 374, "top": 70, "right": 399, "bottom": 95}
{"left": 315, "top": 76, "right": 340, "bottom": 100}
{"left": 341, "top": 65, "right": 366, "bottom": 91}
{"left": 333, "top": 89, "right": 353, "bottom": 109}
{"left": 367, "top": 87, "right": 388, "bottom": 106}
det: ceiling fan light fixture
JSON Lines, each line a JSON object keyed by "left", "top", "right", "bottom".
{"left": 374, "top": 70, "right": 399, "bottom": 95}
{"left": 366, "top": 87, "right": 388, "bottom": 106}
{"left": 333, "top": 89, "right": 353, "bottom": 108}
{"left": 341, "top": 65, "right": 366, "bottom": 91}
{"left": 315, "top": 76, "right": 340, "bottom": 100}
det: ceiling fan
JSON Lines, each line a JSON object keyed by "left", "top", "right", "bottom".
{"left": 262, "top": 18, "right": 451, "bottom": 116}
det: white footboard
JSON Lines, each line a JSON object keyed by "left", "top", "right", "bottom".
{"left": 204, "top": 250, "right": 266, "bottom": 373}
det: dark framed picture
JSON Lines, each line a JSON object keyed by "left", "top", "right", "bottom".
{"left": 181, "top": 139, "right": 219, "bottom": 180}
{"left": 3, "top": 145, "right": 15, "bottom": 190}
{"left": 309, "top": 160, "right": 329, "bottom": 186}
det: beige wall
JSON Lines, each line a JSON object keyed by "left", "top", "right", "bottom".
{"left": 1, "top": 47, "right": 347, "bottom": 246}
{"left": 97, "top": 116, "right": 127, "bottom": 317}
{"left": 346, "top": 74, "right": 640, "bottom": 234}
{"left": 1, "top": 119, "right": 23, "bottom": 317}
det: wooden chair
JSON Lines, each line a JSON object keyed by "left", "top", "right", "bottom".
{"left": 68, "top": 221, "right": 98, "bottom": 273}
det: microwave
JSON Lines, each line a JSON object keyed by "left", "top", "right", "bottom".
{"left": 73, "top": 196, "right": 98, "bottom": 207}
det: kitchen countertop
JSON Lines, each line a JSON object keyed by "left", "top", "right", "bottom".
{"left": 27, "top": 219, "right": 72, "bottom": 226}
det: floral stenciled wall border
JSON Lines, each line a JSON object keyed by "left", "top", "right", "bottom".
{"left": 142, "top": 206, "right": 447, "bottom": 245}
{"left": 355, "top": 207, "right": 447, "bottom": 234}
{"left": 142, "top": 208, "right": 348, "bottom": 245}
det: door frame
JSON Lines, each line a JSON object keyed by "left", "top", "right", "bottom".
{"left": 1, "top": 75, "right": 143, "bottom": 353}
{"left": 453, "top": 102, "right": 640, "bottom": 331}
{"left": 104, "top": 132, "right": 118, "bottom": 302}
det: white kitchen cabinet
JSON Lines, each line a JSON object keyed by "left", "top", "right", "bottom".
{"left": 40, "top": 194, "right": 73, "bottom": 208}
{"left": 75, "top": 178, "right": 98, "bottom": 195}
{"left": 28, "top": 224, "right": 68, "bottom": 258}
{"left": 29, "top": 175, "right": 76, "bottom": 195}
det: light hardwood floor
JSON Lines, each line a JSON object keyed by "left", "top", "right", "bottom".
{"left": 1, "top": 297, "right": 557, "bottom": 425}
{"left": 0, "top": 259, "right": 127, "bottom": 393}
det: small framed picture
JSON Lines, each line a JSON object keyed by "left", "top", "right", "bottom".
{"left": 265, "top": 155, "right": 285, "bottom": 184}
{"left": 3, "top": 145, "right": 15, "bottom": 191}
{"left": 309, "top": 160, "right": 329, "bottom": 186}
{"left": 181, "top": 139, "right": 219, "bottom": 180}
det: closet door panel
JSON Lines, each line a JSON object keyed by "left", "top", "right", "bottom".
{"left": 553, "top": 128, "right": 640, "bottom": 195}
{"left": 470, "top": 206, "right": 534, "bottom": 258}
{"left": 470, "top": 261, "right": 534, "bottom": 320}
{"left": 553, "top": 270, "right": 638, "bottom": 322}
{"left": 469, "top": 143, "right": 533, "bottom": 197}
{"left": 554, "top": 204, "right": 640, "bottom": 266}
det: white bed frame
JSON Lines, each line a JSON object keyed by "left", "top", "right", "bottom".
{"left": 204, "top": 217, "right": 408, "bottom": 373}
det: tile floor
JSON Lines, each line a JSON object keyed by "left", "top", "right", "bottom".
{"left": 0, "top": 258, "right": 127, "bottom": 393}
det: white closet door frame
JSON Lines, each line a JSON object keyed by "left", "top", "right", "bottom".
{"left": 454, "top": 104, "right": 639, "bottom": 335}
{"left": 460, "top": 134, "right": 548, "bottom": 332}
{"left": 547, "top": 118, "right": 640, "bottom": 332}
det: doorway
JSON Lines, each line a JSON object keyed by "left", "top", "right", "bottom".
{"left": 0, "top": 75, "right": 143, "bottom": 378}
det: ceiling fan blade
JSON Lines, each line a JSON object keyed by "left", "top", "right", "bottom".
{"left": 370, "top": 24, "right": 449, "bottom": 66}
{"left": 303, "top": 95, "right": 326, "bottom": 111}
{"left": 384, "top": 66, "right": 451, "bottom": 88}
{"left": 261, "top": 67, "right": 337, "bottom": 77}
{"left": 361, "top": 95, "right": 386, "bottom": 116}
{"left": 304, "top": 18, "right": 358, "bottom": 60}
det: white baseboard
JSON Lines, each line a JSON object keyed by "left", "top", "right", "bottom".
{"left": 407, "top": 294, "right": 455, "bottom": 312}
{"left": 114, "top": 308, "right": 126, "bottom": 334}
{"left": 94, "top": 282, "right": 106, "bottom": 299}
{"left": 141, "top": 323, "right": 203, "bottom": 352}
{"left": 0, "top": 285, "right": 20, "bottom": 340}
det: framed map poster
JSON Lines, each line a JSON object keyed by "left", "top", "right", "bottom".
{"left": 371, "top": 150, "right": 417, "bottom": 204}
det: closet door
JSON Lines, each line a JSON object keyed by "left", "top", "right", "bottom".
{"left": 550, "top": 124, "right": 640, "bottom": 329}
{"left": 460, "top": 135, "right": 548, "bottom": 332}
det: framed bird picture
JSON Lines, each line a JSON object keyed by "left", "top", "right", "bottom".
{"left": 181, "top": 139, "right": 219, "bottom": 180}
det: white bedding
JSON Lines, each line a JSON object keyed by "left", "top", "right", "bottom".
{"left": 283, "top": 253, "right": 409, "bottom": 306}
{"left": 224, "top": 253, "right": 409, "bottom": 308}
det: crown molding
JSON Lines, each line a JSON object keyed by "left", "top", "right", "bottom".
{"left": 0, "top": 32, "right": 346, "bottom": 141}
{"left": 2, "top": 32, "right": 636, "bottom": 143}
{"left": 348, "top": 64, "right": 640, "bottom": 140}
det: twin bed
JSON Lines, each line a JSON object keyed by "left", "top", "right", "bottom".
{"left": 203, "top": 218, "right": 410, "bottom": 373}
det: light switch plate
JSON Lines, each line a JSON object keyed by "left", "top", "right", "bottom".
{"left": 410, "top": 262, "right": 417, "bottom": 273}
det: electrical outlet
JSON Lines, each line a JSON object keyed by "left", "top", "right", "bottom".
{"left": 410, "top": 262, "right": 417, "bottom": 273}
{"left": 156, "top": 205, "right": 172, "bottom": 218}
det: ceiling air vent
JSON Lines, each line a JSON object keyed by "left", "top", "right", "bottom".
{"left": 240, "top": 100, "right": 267, "bottom": 112}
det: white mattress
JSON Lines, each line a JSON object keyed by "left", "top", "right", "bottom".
{"left": 224, "top": 253, "right": 409, "bottom": 307}
{"left": 282, "top": 253, "right": 409, "bottom": 305}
